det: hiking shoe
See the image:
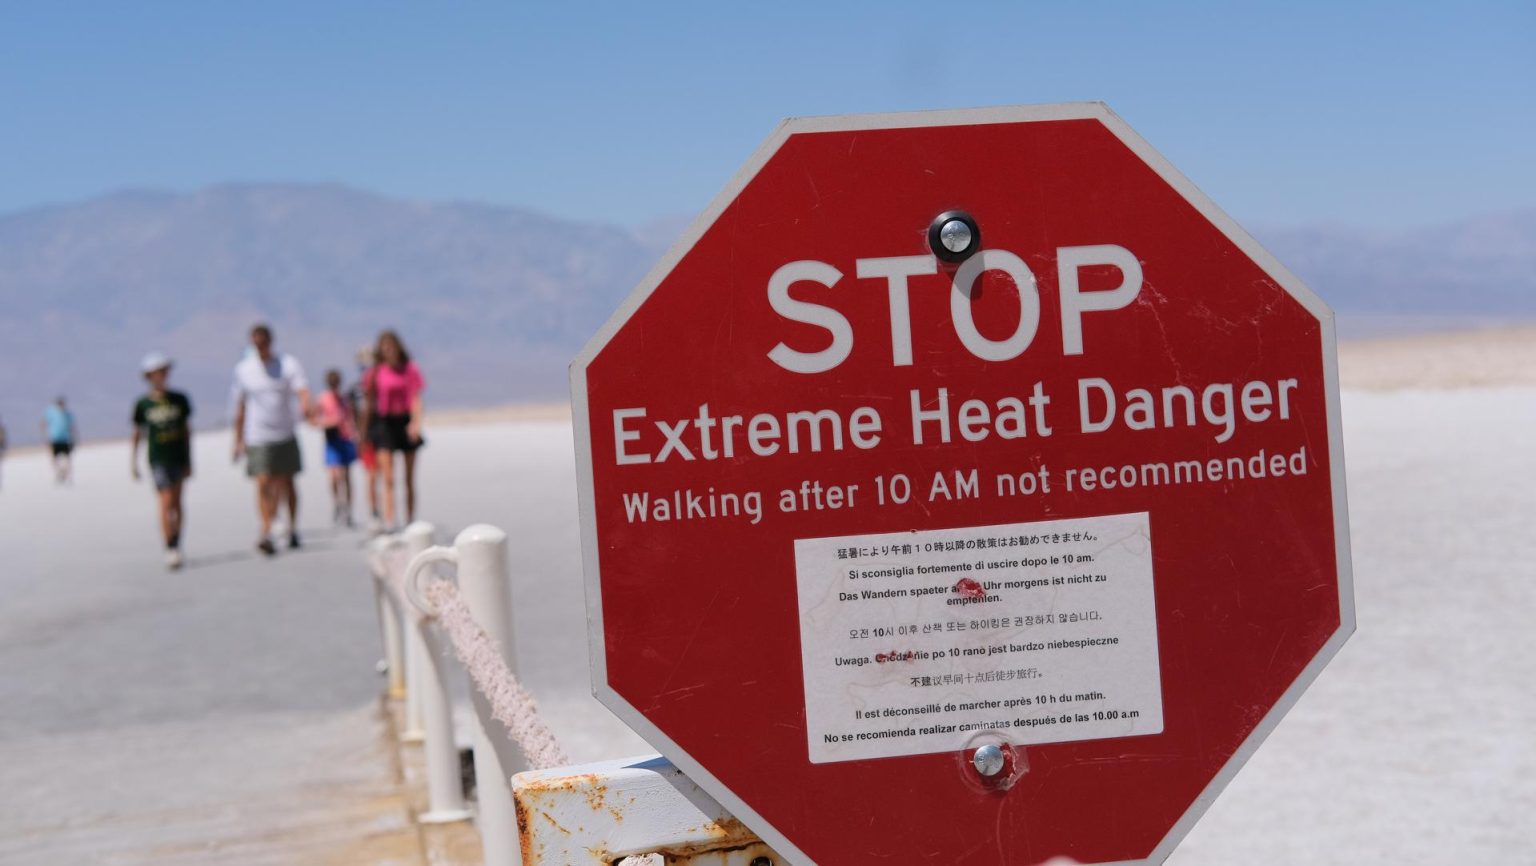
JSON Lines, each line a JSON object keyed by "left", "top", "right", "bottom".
{"left": 257, "top": 538, "right": 277, "bottom": 557}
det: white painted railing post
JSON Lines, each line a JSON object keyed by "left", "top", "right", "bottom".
{"left": 400, "top": 525, "right": 473, "bottom": 825}
{"left": 368, "top": 537, "right": 407, "bottom": 699}
{"left": 376, "top": 584, "right": 407, "bottom": 699}
{"left": 402, "top": 524, "right": 526, "bottom": 866}
{"left": 399, "top": 523, "right": 433, "bottom": 742}
{"left": 453, "top": 524, "right": 527, "bottom": 866}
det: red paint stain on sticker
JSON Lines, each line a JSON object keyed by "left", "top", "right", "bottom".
{"left": 954, "top": 578, "right": 985, "bottom": 599}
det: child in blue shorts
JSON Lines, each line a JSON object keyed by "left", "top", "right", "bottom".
{"left": 317, "top": 369, "right": 359, "bottom": 527}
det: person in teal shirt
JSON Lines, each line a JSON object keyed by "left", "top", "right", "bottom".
{"left": 42, "top": 397, "right": 76, "bottom": 485}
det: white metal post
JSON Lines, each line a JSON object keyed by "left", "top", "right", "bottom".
{"left": 453, "top": 524, "right": 526, "bottom": 866}
{"left": 415, "top": 620, "right": 472, "bottom": 822}
{"left": 369, "top": 538, "right": 407, "bottom": 699}
{"left": 400, "top": 531, "right": 473, "bottom": 825}
{"left": 399, "top": 523, "right": 434, "bottom": 742}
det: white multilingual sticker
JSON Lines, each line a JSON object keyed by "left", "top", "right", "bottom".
{"left": 795, "top": 512, "right": 1163, "bottom": 763}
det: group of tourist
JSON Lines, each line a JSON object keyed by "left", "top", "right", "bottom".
{"left": 224, "top": 323, "right": 425, "bottom": 552}
{"left": 0, "top": 322, "right": 428, "bottom": 568}
{"left": 125, "top": 322, "right": 425, "bottom": 569}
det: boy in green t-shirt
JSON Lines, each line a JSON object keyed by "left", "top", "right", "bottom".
{"left": 131, "top": 353, "right": 193, "bottom": 570}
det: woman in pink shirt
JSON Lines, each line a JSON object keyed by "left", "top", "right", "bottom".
{"left": 363, "top": 330, "right": 425, "bottom": 530}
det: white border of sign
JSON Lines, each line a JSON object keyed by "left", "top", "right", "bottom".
{"left": 569, "top": 102, "right": 1356, "bottom": 866}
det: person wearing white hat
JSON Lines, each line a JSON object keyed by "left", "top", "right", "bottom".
{"left": 131, "top": 352, "right": 193, "bottom": 570}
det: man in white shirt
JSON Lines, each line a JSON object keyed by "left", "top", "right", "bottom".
{"left": 232, "top": 324, "right": 313, "bottom": 555}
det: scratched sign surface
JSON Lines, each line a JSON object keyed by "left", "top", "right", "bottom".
{"left": 571, "top": 104, "right": 1354, "bottom": 866}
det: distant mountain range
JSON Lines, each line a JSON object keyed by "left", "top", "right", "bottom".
{"left": 1261, "top": 210, "right": 1536, "bottom": 320}
{"left": 0, "top": 184, "right": 1530, "bottom": 444}
{"left": 0, "top": 185, "right": 660, "bottom": 444}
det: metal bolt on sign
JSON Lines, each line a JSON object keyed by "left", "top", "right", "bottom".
{"left": 929, "top": 209, "right": 981, "bottom": 261}
{"left": 972, "top": 743, "right": 1006, "bottom": 778}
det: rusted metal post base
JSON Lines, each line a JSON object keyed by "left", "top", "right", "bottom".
{"left": 513, "top": 755, "right": 784, "bottom": 866}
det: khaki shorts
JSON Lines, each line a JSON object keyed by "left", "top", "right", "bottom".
{"left": 247, "top": 437, "right": 302, "bottom": 478}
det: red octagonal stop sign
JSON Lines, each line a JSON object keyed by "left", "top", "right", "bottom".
{"left": 572, "top": 104, "right": 1354, "bottom": 865}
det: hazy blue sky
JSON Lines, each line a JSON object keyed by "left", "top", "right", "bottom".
{"left": 2, "top": 2, "right": 1531, "bottom": 228}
